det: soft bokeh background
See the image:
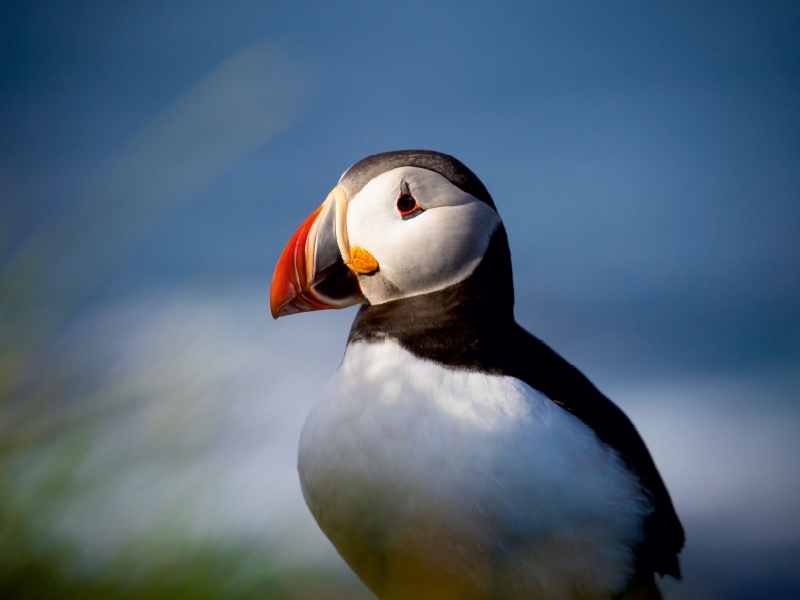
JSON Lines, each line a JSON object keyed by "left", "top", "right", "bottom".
{"left": 1, "top": 2, "right": 798, "bottom": 598}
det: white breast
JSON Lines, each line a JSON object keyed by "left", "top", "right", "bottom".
{"left": 298, "top": 341, "right": 652, "bottom": 600}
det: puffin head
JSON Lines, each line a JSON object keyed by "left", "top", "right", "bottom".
{"left": 270, "top": 150, "right": 503, "bottom": 318}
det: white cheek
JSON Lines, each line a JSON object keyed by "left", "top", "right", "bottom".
{"left": 386, "top": 203, "right": 495, "bottom": 283}
{"left": 347, "top": 198, "right": 500, "bottom": 304}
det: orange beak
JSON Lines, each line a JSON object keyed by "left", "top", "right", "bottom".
{"left": 270, "top": 192, "right": 364, "bottom": 319}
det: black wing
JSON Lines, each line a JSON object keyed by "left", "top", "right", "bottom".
{"left": 501, "top": 324, "right": 685, "bottom": 579}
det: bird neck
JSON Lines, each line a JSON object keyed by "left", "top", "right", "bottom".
{"left": 347, "top": 225, "right": 517, "bottom": 370}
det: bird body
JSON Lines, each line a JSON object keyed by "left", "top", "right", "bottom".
{"left": 270, "top": 150, "right": 683, "bottom": 599}
{"left": 300, "top": 341, "right": 650, "bottom": 600}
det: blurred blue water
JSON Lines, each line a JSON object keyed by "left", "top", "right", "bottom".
{"left": 1, "top": 1, "right": 798, "bottom": 598}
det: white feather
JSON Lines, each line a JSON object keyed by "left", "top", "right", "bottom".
{"left": 344, "top": 167, "right": 501, "bottom": 305}
{"left": 299, "top": 341, "right": 653, "bottom": 600}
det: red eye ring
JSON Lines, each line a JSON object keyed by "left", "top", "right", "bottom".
{"left": 397, "top": 192, "right": 420, "bottom": 217}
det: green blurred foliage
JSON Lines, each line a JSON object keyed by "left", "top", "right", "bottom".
{"left": 0, "top": 40, "right": 376, "bottom": 600}
{"left": 0, "top": 459, "right": 369, "bottom": 600}
{"left": 0, "top": 555, "right": 368, "bottom": 600}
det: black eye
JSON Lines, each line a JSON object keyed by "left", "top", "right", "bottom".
{"left": 397, "top": 193, "right": 418, "bottom": 215}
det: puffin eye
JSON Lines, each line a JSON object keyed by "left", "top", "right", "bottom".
{"left": 396, "top": 193, "right": 420, "bottom": 217}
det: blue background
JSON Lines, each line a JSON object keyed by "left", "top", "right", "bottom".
{"left": 1, "top": 2, "right": 798, "bottom": 598}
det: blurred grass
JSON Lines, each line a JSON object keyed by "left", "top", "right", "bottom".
{"left": 0, "top": 382, "right": 371, "bottom": 599}
{"left": 0, "top": 548, "right": 368, "bottom": 600}
{"left": 0, "top": 41, "right": 377, "bottom": 599}
{"left": 0, "top": 399, "right": 370, "bottom": 599}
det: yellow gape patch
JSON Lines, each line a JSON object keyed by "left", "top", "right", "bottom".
{"left": 347, "top": 246, "right": 379, "bottom": 274}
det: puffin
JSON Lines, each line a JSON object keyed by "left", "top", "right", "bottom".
{"left": 270, "top": 150, "right": 684, "bottom": 600}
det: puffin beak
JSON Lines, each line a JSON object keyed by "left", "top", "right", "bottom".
{"left": 270, "top": 187, "right": 364, "bottom": 319}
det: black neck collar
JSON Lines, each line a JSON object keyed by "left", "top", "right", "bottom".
{"left": 348, "top": 225, "right": 516, "bottom": 370}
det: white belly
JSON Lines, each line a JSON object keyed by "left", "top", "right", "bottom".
{"left": 298, "top": 341, "right": 651, "bottom": 600}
